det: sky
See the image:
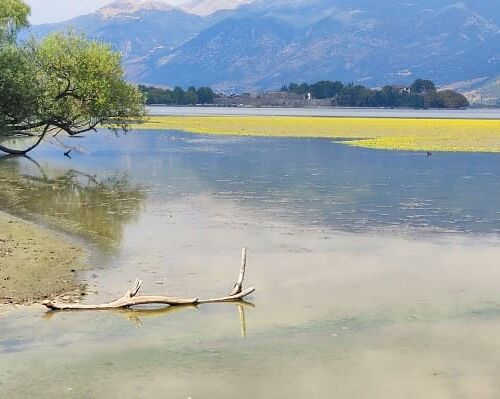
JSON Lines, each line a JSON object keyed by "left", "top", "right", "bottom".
{"left": 24, "top": 0, "right": 186, "bottom": 24}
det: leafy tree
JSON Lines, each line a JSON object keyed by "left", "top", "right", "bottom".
{"left": 0, "top": 0, "right": 29, "bottom": 42}
{"left": 401, "top": 93, "right": 424, "bottom": 108}
{"left": 196, "top": 87, "right": 214, "bottom": 104}
{"left": 423, "top": 92, "right": 443, "bottom": 108}
{"left": 436, "top": 90, "right": 469, "bottom": 108}
{"left": 184, "top": 89, "right": 198, "bottom": 105}
{"left": 0, "top": 0, "right": 145, "bottom": 155}
{"left": 139, "top": 85, "right": 215, "bottom": 105}
{"left": 411, "top": 79, "right": 436, "bottom": 95}
{"left": 287, "top": 82, "right": 310, "bottom": 95}
{"left": 285, "top": 78, "right": 466, "bottom": 109}
{"left": 310, "top": 80, "right": 344, "bottom": 99}
{"left": 380, "top": 86, "right": 401, "bottom": 107}
{"left": 172, "top": 86, "right": 185, "bottom": 104}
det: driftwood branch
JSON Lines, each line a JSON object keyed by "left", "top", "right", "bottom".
{"left": 43, "top": 248, "right": 255, "bottom": 311}
{"left": 230, "top": 247, "right": 247, "bottom": 296}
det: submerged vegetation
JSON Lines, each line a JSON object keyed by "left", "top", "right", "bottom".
{"left": 0, "top": 157, "right": 146, "bottom": 249}
{"left": 138, "top": 116, "right": 500, "bottom": 153}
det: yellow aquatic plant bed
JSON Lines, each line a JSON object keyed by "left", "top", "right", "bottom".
{"left": 137, "top": 116, "right": 500, "bottom": 153}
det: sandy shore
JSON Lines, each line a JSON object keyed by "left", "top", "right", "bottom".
{"left": 0, "top": 211, "right": 87, "bottom": 305}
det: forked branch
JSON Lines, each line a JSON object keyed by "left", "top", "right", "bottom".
{"left": 43, "top": 248, "right": 255, "bottom": 311}
{"left": 230, "top": 247, "right": 247, "bottom": 296}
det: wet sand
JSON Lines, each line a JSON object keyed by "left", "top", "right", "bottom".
{"left": 0, "top": 211, "right": 87, "bottom": 305}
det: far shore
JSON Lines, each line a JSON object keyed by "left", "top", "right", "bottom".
{"left": 0, "top": 211, "right": 87, "bottom": 306}
{"left": 147, "top": 105, "right": 500, "bottom": 120}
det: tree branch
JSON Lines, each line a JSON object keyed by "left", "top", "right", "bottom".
{"left": 42, "top": 248, "right": 256, "bottom": 311}
{"left": 0, "top": 125, "right": 50, "bottom": 155}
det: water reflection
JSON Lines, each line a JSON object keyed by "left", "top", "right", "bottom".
{"left": 0, "top": 155, "right": 146, "bottom": 250}
{"left": 3, "top": 131, "right": 500, "bottom": 238}
{"left": 42, "top": 301, "right": 253, "bottom": 334}
{"left": 2, "top": 131, "right": 500, "bottom": 398}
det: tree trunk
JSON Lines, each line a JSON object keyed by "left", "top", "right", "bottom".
{"left": 0, "top": 126, "right": 49, "bottom": 155}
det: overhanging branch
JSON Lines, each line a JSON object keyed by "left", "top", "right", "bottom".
{"left": 0, "top": 124, "right": 50, "bottom": 155}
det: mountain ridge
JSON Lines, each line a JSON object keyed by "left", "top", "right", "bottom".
{"left": 180, "top": 0, "right": 254, "bottom": 16}
{"left": 29, "top": 0, "right": 500, "bottom": 96}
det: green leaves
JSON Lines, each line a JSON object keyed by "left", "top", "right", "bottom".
{"left": 35, "top": 31, "right": 146, "bottom": 131}
{"left": 0, "top": 1, "right": 145, "bottom": 154}
{"left": 0, "top": 0, "right": 30, "bottom": 43}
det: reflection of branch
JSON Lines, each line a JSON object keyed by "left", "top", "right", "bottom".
{"left": 0, "top": 154, "right": 49, "bottom": 181}
{"left": 237, "top": 303, "right": 247, "bottom": 338}
{"left": 118, "top": 304, "right": 198, "bottom": 328}
{"left": 43, "top": 249, "right": 256, "bottom": 310}
{"left": 43, "top": 304, "right": 198, "bottom": 325}
{"left": 44, "top": 301, "right": 256, "bottom": 334}
{"left": 65, "top": 169, "right": 101, "bottom": 186}
{"left": 22, "top": 167, "right": 102, "bottom": 189}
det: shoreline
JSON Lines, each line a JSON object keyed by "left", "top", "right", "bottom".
{"left": 0, "top": 210, "right": 88, "bottom": 306}
{"left": 147, "top": 106, "right": 500, "bottom": 120}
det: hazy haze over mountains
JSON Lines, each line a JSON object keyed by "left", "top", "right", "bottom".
{"left": 181, "top": 0, "right": 254, "bottom": 16}
{"left": 29, "top": 0, "right": 500, "bottom": 98}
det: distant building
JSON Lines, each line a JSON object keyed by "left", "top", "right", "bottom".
{"left": 213, "top": 90, "right": 330, "bottom": 107}
{"left": 392, "top": 85, "right": 412, "bottom": 95}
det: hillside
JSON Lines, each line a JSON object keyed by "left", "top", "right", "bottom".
{"left": 29, "top": 0, "right": 500, "bottom": 94}
{"left": 181, "top": 0, "right": 254, "bottom": 16}
{"left": 30, "top": 1, "right": 209, "bottom": 65}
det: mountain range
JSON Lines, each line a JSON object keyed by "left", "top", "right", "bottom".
{"left": 29, "top": 0, "right": 500, "bottom": 101}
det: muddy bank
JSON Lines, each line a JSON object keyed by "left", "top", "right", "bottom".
{"left": 0, "top": 211, "right": 87, "bottom": 305}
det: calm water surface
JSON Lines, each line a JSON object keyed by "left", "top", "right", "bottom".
{"left": 149, "top": 105, "right": 500, "bottom": 119}
{"left": 1, "top": 130, "right": 500, "bottom": 398}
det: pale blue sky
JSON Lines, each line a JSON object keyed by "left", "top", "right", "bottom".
{"left": 24, "top": 0, "right": 186, "bottom": 24}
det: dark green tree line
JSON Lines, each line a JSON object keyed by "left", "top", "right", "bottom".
{"left": 282, "top": 79, "right": 469, "bottom": 109}
{"left": 139, "top": 85, "right": 215, "bottom": 105}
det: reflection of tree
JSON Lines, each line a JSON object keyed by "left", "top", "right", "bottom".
{"left": 0, "top": 156, "right": 146, "bottom": 250}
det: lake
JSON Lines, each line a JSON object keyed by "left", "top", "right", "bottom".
{"left": 148, "top": 105, "right": 500, "bottom": 119}
{"left": 1, "top": 128, "right": 500, "bottom": 398}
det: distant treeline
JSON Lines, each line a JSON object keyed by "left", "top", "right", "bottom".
{"left": 281, "top": 79, "right": 469, "bottom": 108}
{"left": 139, "top": 85, "right": 215, "bottom": 105}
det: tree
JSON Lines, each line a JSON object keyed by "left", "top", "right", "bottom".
{"left": 140, "top": 85, "right": 215, "bottom": 105}
{"left": 0, "top": 0, "right": 145, "bottom": 155}
{"left": 411, "top": 79, "right": 436, "bottom": 95}
{"left": 310, "top": 80, "right": 343, "bottom": 99}
{"left": 0, "top": 0, "right": 29, "bottom": 42}
{"left": 436, "top": 90, "right": 469, "bottom": 108}
{"left": 380, "top": 86, "right": 401, "bottom": 107}
{"left": 171, "top": 86, "right": 185, "bottom": 104}
{"left": 184, "top": 89, "right": 198, "bottom": 105}
{"left": 196, "top": 87, "right": 214, "bottom": 104}
{"left": 423, "top": 91, "right": 443, "bottom": 108}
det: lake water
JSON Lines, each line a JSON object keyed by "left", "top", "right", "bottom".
{"left": 149, "top": 105, "right": 500, "bottom": 119}
{"left": 2, "top": 130, "right": 500, "bottom": 398}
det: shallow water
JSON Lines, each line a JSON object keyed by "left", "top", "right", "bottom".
{"left": 1, "top": 130, "right": 500, "bottom": 398}
{"left": 149, "top": 105, "right": 500, "bottom": 119}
